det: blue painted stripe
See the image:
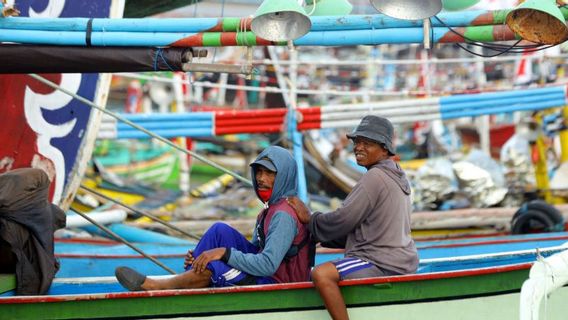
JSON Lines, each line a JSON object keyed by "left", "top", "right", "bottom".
{"left": 103, "top": 112, "right": 215, "bottom": 139}
{"left": 116, "top": 121, "right": 212, "bottom": 130}
{"left": 417, "top": 231, "right": 568, "bottom": 248}
{"left": 0, "top": 29, "right": 87, "bottom": 45}
{"left": 440, "top": 92, "right": 565, "bottom": 113}
{"left": 309, "top": 10, "right": 484, "bottom": 31}
{"left": 441, "top": 86, "right": 565, "bottom": 104}
{"left": 419, "top": 239, "right": 568, "bottom": 259}
{"left": 442, "top": 100, "right": 567, "bottom": 119}
{"left": 91, "top": 31, "right": 199, "bottom": 46}
{"left": 0, "top": 29, "right": 197, "bottom": 46}
{"left": 295, "top": 28, "right": 423, "bottom": 46}
{"left": 0, "top": 27, "right": 509, "bottom": 47}
{"left": 0, "top": 17, "right": 220, "bottom": 32}
{"left": 0, "top": 11, "right": 491, "bottom": 33}
{"left": 116, "top": 128, "right": 213, "bottom": 139}
{"left": 287, "top": 108, "right": 308, "bottom": 202}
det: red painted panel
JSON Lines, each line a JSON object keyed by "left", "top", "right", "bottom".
{"left": 0, "top": 74, "right": 63, "bottom": 200}
{"left": 215, "top": 108, "right": 287, "bottom": 119}
{"left": 216, "top": 116, "right": 285, "bottom": 127}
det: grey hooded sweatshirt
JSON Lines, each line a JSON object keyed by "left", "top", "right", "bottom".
{"left": 309, "top": 158, "right": 418, "bottom": 274}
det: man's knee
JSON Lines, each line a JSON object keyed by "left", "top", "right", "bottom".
{"left": 311, "top": 263, "right": 338, "bottom": 285}
{"left": 311, "top": 267, "right": 324, "bottom": 285}
{"left": 207, "top": 222, "right": 232, "bottom": 234}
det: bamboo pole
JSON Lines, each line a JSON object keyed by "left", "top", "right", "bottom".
{"left": 2, "top": 9, "right": 560, "bottom": 33}
{"left": 0, "top": 16, "right": 252, "bottom": 32}
{"left": 0, "top": 25, "right": 518, "bottom": 47}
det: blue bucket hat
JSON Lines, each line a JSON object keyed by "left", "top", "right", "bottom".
{"left": 346, "top": 115, "right": 395, "bottom": 155}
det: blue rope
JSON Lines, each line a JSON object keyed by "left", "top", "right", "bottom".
{"left": 159, "top": 48, "right": 175, "bottom": 71}
{"left": 153, "top": 48, "right": 175, "bottom": 71}
{"left": 153, "top": 48, "right": 159, "bottom": 71}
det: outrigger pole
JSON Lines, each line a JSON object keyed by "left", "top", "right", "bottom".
{"left": 0, "top": 8, "right": 545, "bottom": 47}
{"left": 2, "top": 9, "right": 566, "bottom": 32}
{"left": 0, "top": 24, "right": 518, "bottom": 47}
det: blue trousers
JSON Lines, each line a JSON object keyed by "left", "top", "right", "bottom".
{"left": 186, "top": 222, "right": 274, "bottom": 287}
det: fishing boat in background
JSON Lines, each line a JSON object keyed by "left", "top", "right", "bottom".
{"left": 92, "top": 140, "right": 181, "bottom": 190}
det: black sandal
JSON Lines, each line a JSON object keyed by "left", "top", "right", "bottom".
{"left": 115, "top": 266, "right": 147, "bottom": 291}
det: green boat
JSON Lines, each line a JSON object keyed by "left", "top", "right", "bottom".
{"left": 2, "top": 248, "right": 568, "bottom": 320}
{"left": 0, "top": 264, "right": 559, "bottom": 320}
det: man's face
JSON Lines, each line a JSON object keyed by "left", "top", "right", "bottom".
{"left": 255, "top": 166, "right": 276, "bottom": 190}
{"left": 352, "top": 136, "right": 388, "bottom": 168}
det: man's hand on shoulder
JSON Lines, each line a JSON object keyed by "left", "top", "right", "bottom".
{"left": 287, "top": 196, "right": 311, "bottom": 224}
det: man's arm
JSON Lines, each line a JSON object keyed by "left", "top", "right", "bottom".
{"left": 308, "top": 180, "right": 376, "bottom": 242}
{"left": 287, "top": 197, "right": 347, "bottom": 248}
{"left": 226, "top": 212, "right": 297, "bottom": 277}
{"left": 287, "top": 197, "right": 311, "bottom": 224}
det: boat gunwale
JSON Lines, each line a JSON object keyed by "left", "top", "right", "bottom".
{"left": 0, "top": 262, "right": 532, "bottom": 304}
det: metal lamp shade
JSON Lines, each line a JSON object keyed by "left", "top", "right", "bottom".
{"left": 370, "top": 0, "right": 442, "bottom": 20}
{"left": 442, "top": 0, "right": 480, "bottom": 11}
{"left": 305, "top": 0, "right": 353, "bottom": 16}
{"left": 251, "top": 0, "right": 312, "bottom": 42}
{"left": 506, "top": 0, "right": 568, "bottom": 45}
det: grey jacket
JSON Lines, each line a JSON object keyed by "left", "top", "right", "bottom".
{"left": 309, "top": 159, "right": 418, "bottom": 274}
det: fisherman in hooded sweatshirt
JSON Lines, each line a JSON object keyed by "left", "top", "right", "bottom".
{"left": 115, "top": 145, "right": 311, "bottom": 291}
{"left": 288, "top": 115, "right": 418, "bottom": 320}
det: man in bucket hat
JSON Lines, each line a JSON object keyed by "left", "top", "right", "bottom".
{"left": 288, "top": 115, "right": 418, "bottom": 320}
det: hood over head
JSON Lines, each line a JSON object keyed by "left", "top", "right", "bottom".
{"left": 372, "top": 159, "right": 411, "bottom": 195}
{"left": 250, "top": 146, "right": 297, "bottom": 204}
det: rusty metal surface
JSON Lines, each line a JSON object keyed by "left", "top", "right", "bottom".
{"left": 506, "top": 9, "right": 568, "bottom": 45}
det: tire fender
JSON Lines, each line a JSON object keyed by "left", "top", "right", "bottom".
{"left": 511, "top": 200, "right": 565, "bottom": 234}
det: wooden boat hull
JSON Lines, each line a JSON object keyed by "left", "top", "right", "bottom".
{"left": 0, "top": 1, "right": 122, "bottom": 210}
{"left": 2, "top": 262, "right": 567, "bottom": 320}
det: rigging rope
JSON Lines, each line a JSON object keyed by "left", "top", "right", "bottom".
{"left": 69, "top": 207, "right": 177, "bottom": 275}
{"left": 28, "top": 73, "right": 253, "bottom": 187}
{"left": 80, "top": 185, "right": 201, "bottom": 241}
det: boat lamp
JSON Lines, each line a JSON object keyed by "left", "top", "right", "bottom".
{"left": 505, "top": 0, "right": 568, "bottom": 45}
{"left": 305, "top": 0, "right": 353, "bottom": 16}
{"left": 251, "top": 0, "right": 312, "bottom": 42}
{"left": 441, "top": 0, "right": 481, "bottom": 11}
{"left": 369, "top": 0, "right": 443, "bottom": 20}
